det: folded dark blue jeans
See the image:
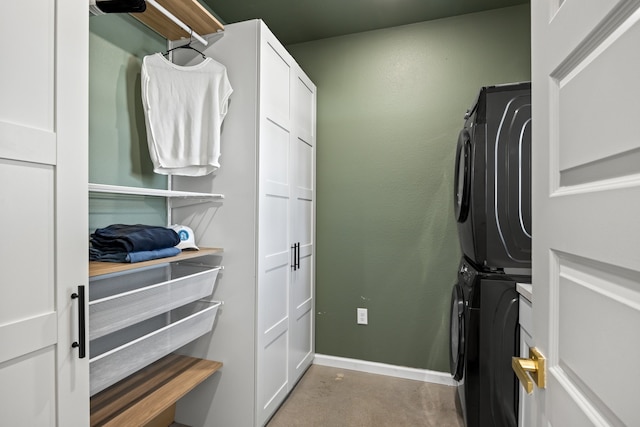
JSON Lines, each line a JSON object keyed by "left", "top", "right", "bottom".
{"left": 91, "top": 224, "right": 180, "bottom": 253}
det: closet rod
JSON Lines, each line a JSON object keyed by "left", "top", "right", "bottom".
{"left": 146, "top": 0, "right": 209, "bottom": 46}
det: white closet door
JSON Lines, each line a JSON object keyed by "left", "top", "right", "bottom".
{"left": 256, "top": 23, "right": 292, "bottom": 426}
{"left": 289, "top": 68, "right": 316, "bottom": 385}
{"left": 0, "top": 0, "right": 88, "bottom": 426}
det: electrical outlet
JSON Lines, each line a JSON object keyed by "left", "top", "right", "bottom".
{"left": 357, "top": 308, "right": 368, "bottom": 325}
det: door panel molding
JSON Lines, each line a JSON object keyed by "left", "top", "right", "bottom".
{"left": 0, "top": 312, "right": 57, "bottom": 364}
{"left": 0, "top": 121, "right": 56, "bottom": 165}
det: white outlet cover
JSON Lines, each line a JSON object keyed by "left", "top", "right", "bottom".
{"left": 357, "top": 308, "right": 368, "bottom": 325}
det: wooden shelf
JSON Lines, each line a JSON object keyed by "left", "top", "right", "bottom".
{"left": 130, "top": 0, "right": 224, "bottom": 41}
{"left": 90, "top": 354, "right": 222, "bottom": 427}
{"left": 90, "top": 247, "right": 224, "bottom": 277}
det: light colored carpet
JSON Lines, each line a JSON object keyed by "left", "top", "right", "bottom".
{"left": 266, "top": 365, "right": 464, "bottom": 427}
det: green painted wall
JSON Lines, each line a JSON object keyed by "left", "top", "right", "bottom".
{"left": 88, "top": 15, "right": 168, "bottom": 230}
{"left": 288, "top": 5, "right": 531, "bottom": 372}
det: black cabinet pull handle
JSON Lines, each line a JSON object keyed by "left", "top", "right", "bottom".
{"left": 296, "top": 242, "right": 300, "bottom": 270}
{"left": 71, "top": 286, "right": 86, "bottom": 359}
{"left": 291, "top": 244, "right": 296, "bottom": 270}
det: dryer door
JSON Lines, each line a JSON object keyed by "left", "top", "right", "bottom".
{"left": 454, "top": 129, "right": 472, "bottom": 223}
{"left": 449, "top": 283, "right": 465, "bottom": 381}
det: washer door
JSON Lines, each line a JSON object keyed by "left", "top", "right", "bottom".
{"left": 454, "top": 129, "right": 472, "bottom": 223}
{"left": 449, "top": 283, "right": 466, "bottom": 381}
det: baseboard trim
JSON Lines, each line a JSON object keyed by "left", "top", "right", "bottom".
{"left": 312, "top": 354, "right": 456, "bottom": 387}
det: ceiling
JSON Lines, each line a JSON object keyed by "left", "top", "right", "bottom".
{"left": 202, "top": 0, "right": 529, "bottom": 45}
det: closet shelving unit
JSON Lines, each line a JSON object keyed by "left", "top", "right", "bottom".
{"left": 87, "top": 1, "right": 225, "bottom": 425}
{"left": 88, "top": 191, "right": 224, "bottom": 425}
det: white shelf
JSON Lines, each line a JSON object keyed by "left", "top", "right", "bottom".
{"left": 89, "top": 183, "right": 224, "bottom": 199}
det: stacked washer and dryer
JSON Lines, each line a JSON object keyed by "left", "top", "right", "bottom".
{"left": 449, "top": 82, "right": 532, "bottom": 427}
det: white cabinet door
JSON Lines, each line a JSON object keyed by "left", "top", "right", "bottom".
{"left": 531, "top": 1, "right": 640, "bottom": 426}
{"left": 0, "top": 0, "right": 88, "bottom": 425}
{"left": 256, "top": 24, "right": 318, "bottom": 425}
{"left": 289, "top": 67, "right": 317, "bottom": 385}
{"left": 256, "top": 24, "right": 293, "bottom": 426}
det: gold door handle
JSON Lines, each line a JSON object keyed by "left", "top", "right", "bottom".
{"left": 512, "top": 347, "right": 546, "bottom": 394}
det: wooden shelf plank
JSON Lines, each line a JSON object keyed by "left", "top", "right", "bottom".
{"left": 130, "top": 0, "right": 224, "bottom": 41}
{"left": 89, "top": 247, "right": 223, "bottom": 278}
{"left": 90, "top": 354, "right": 222, "bottom": 427}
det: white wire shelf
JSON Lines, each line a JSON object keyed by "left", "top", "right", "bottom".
{"left": 89, "top": 183, "right": 224, "bottom": 199}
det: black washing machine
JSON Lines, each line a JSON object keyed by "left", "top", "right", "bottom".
{"left": 450, "top": 259, "right": 479, "bottom": 425}
{"left": 450, "top": 258, "right": 523, "bottom": 427}
{"left": 454, "top": 82, "right": 532, "bottom": 272}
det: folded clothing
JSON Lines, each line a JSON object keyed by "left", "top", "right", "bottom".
{"left": 126, "top": 247, "right": 181, "bottom": 263}
{"left": 89, "top": 247, "right": 128, "bottom": 263}
{"left": 91, "top": 224, "right": 180, "bottom": 253}
{"left": 90, "top": 246, "right": 181, "bottom": 263}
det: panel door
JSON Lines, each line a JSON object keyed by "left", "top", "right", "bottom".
{"left": 0, "top": 0, "right": 88, "bottom": 425}
{"left": 531, "top": 1, "right": 640, "bottom": 426}
{"left": 289, "top": 67, "right": 317, "bottom": 386}
{"left": 256, "top": 23, "right": 293, "bottom": 426}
